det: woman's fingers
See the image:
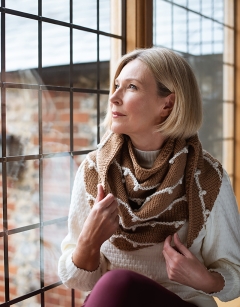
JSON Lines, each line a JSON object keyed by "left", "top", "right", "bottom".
{"left": 163, "top": 233, "right": 192, "bottom": 258}
{"left": 93, "top": 185, "right": 119, "bottom": 229}
{"left": 163, "top": 235, "right": 172, "bottom": 249}
{"left": 108, "top": 198, "right": 119, "bottom": 214}
{"left": 162, "top": 232, "right": 222, "bottom": 293}
{"left": 94, "top": 184, "right": 118, "bottom": 212}
{"left": 95, "top": 184, "right": 104, "bottom": 203}
{"left": 163, "top": 235, "right": 182, "bottom": 258}
{"left": 173, "top": 233, "right": 192, "bottom": 258}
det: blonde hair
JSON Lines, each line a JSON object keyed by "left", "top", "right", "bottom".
{"left": 103, "top": 47, "right": 202, "bottom": 139}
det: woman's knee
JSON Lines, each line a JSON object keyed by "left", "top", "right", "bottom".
{"left": 97, "top": 269, "right": 137, "bottom": 291}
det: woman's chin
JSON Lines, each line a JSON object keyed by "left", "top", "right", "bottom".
{"left": 110, "top": 124, "right": 126, "bottom": 135}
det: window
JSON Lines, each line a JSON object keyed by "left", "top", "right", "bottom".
{"left": 0, "top": 1, "right": 125, "bottom": 306}
{"left": 153, "top": 0, "right": 234, "bottom": 180}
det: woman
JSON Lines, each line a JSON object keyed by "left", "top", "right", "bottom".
{"left": 58, "top": 48, "right": 240, "bottom": 307}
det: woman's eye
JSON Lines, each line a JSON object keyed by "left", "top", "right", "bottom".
{"left": 129, "top": 84, "right": 137, "bottom": 90}
{"left": 115, "top": 84, "right": 119, "bottom": 90}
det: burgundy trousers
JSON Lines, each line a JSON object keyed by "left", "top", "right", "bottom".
{"left": 82, "top": 269, "right": 197, "bottom": 307}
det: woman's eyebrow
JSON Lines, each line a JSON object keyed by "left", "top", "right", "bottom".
{"left": 115, "top": 77, "right": 143, "bottom": 84}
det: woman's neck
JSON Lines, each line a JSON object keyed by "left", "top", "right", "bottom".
{"left": 129, "top": 132, "right": 167, "bottom": 151}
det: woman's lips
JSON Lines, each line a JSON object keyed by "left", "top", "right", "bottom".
{"left": 112, "top": 111, "right": 125, "bottom": 117}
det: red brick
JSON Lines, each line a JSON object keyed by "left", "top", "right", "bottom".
{"left": 74, "top": 138, "right": 89, "bottom": 147}
{"left": 0, "top": 295, "right": 5, "bottom": 304}
{"left": 55, "top": 102, "right": 69, "bottom": 110}
{"left": 73, "top": 113, "right": 89, "bottom": 123}
{"left": 0, "top": 283, "right": 5, "bottom": 293}
{"left": 60, "top": 113, "right": 70, "bottom": 122}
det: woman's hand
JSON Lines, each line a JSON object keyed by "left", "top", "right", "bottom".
{"left": 72, "top": 184, "right": 119, "bottom": 271}
{"left": 163, "top": 233, "right": 224, "bottom": 293}
{"left": 79, "top": 184, "right": 119, "bottom": 249}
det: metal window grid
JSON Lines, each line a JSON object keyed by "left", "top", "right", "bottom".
{"left": 153, "top": 0, "right": 235, "bottom": 179}
{"left": 0, "top": 0, "right": 126, "bottom": 306}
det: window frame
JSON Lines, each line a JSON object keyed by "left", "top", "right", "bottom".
{"left": 0, "top": 0, "right": 126, "bottom": 305}
{"left": 234, "top": 0, "right": 240, "bottom": 209}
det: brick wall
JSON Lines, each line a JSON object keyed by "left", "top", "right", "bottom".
{"left": 0, "top": 62, "right": 109, "bottom": 306}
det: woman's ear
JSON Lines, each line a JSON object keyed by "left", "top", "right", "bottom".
{"left": 161, "top": 93, "right": 175, "bottom": 117}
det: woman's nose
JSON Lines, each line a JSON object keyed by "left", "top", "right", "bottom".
{"left": 110, "top": 90, "right": 122, "bottom": 105}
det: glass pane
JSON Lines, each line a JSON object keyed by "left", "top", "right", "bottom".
{"left": 100, "top": 61, "right": 110, "bottom": 90}
{"left": 154, "top": 0, "right": 172, "bottom": 48}
{"left": 43, "top": 221, "right": 67, "bottom": 286}
{"left": 73, "top": 0, "right": 97, "bottom": 29}
{"left": 42, "top": 156, "right": 71, "bottom": 221}
{"left": 199, "top": 56, "right": 223, "bottom": 100}
{"left": 7, "top": 160, "right": 39, "bottom": 230}
{"left": 188, "top": 12, "right": 201, "bottom": 55}
{"left": 214, "top": 0, "right": 224, "bottom": 22}
{"left": 73, "top": 154, "right": 88, "bottom": 170}
{"left": 73, "top": 30, "right": 97, "bottom": 89}
{"left": 6, "top": 15, "right": 38, "bottom": 75}
{"left": 8, "top": 229, "right": 40, "bottom": 300}
{"left": 42, "top": 90, "right": 70, "bottom": 154}
{"left": 12, "top": 294, "right": 41, "bottom": 307}
{"left": 6, "top": 88, "right": 39, "bottom": 156}
{"left": 0, "top": 237, "right": 4, "bottom": 304}
{"left": 213, "top": 22, "right": 223, "bottom": 54}
{"left": 100, "top": 0, "right": 110, "bottom": 33}
{"left": 202, "top": 17, "right": 213, "bottom": 54}
{"left": 202, "top": 0, "right": 213, "bottom": 18}
{"left": 42, "top": 0, "right": 69, "bottom": 22}
{"left": 100, "top": 35, "right": 110, "bottom": 62}
{"left": 42, "top": 22, "right": 70, "bottom": 70}
{"left": 76, "top": 289, "right": 86, "bottom": 306}
{"left": 73, "top": 92, "right": 97, "bottom": 151}
{"left": 6, "top": 68, "right": 40, "bottom": 84}
{"left": 100, "top": 36, "right": 110, "bottom": 90}
{"left": 5, "top": 0, "right": 38, "bottom": 15}
{"left": 173, "top": 6, "right": 187, "bottom": 53}
{"left": 42, "top": 65, "right": 70, "bottom": 87}
{"left": 199, "top": 100, "right": 223, "bottom": 161}
{"left": 173, "top": 0, "right": 187, "bottom": 6}
{"left": 188, "top": 0, "right": 200, "bottom": 13}
{"left": 44, "top": 284, "right": 83, "bottom": 307}
{"left": 100, "top": 94, "right": 109, "bottom": 139}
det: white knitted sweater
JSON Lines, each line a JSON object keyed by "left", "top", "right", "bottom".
{"left": 58, "top": 150, "right": 240, "bottom": 307}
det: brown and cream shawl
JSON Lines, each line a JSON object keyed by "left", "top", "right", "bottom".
{"left": 84, "top": 131, "right": 223, "bottom": 251}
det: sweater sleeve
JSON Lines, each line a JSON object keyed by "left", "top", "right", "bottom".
{"left": 201, "top": 169, "right": 240, "bottom": 302}
{"left": 58, "top": 161, "right": 108, "bottom": 291}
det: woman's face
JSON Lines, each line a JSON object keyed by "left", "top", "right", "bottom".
{"left": 110, "top": 59, "right": 171, "bottom": 145}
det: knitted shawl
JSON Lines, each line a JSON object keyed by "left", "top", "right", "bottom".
{"left": 83, "top": 131, "right": 223, "bottom": 251}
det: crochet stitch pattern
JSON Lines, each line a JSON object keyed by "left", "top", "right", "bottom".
{"left": 84, "top": 131, "right": 223, "bottom": 251}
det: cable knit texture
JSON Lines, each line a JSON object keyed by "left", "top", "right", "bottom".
{"left": 84, "top": 131, "right": 223, "bottom": 251}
